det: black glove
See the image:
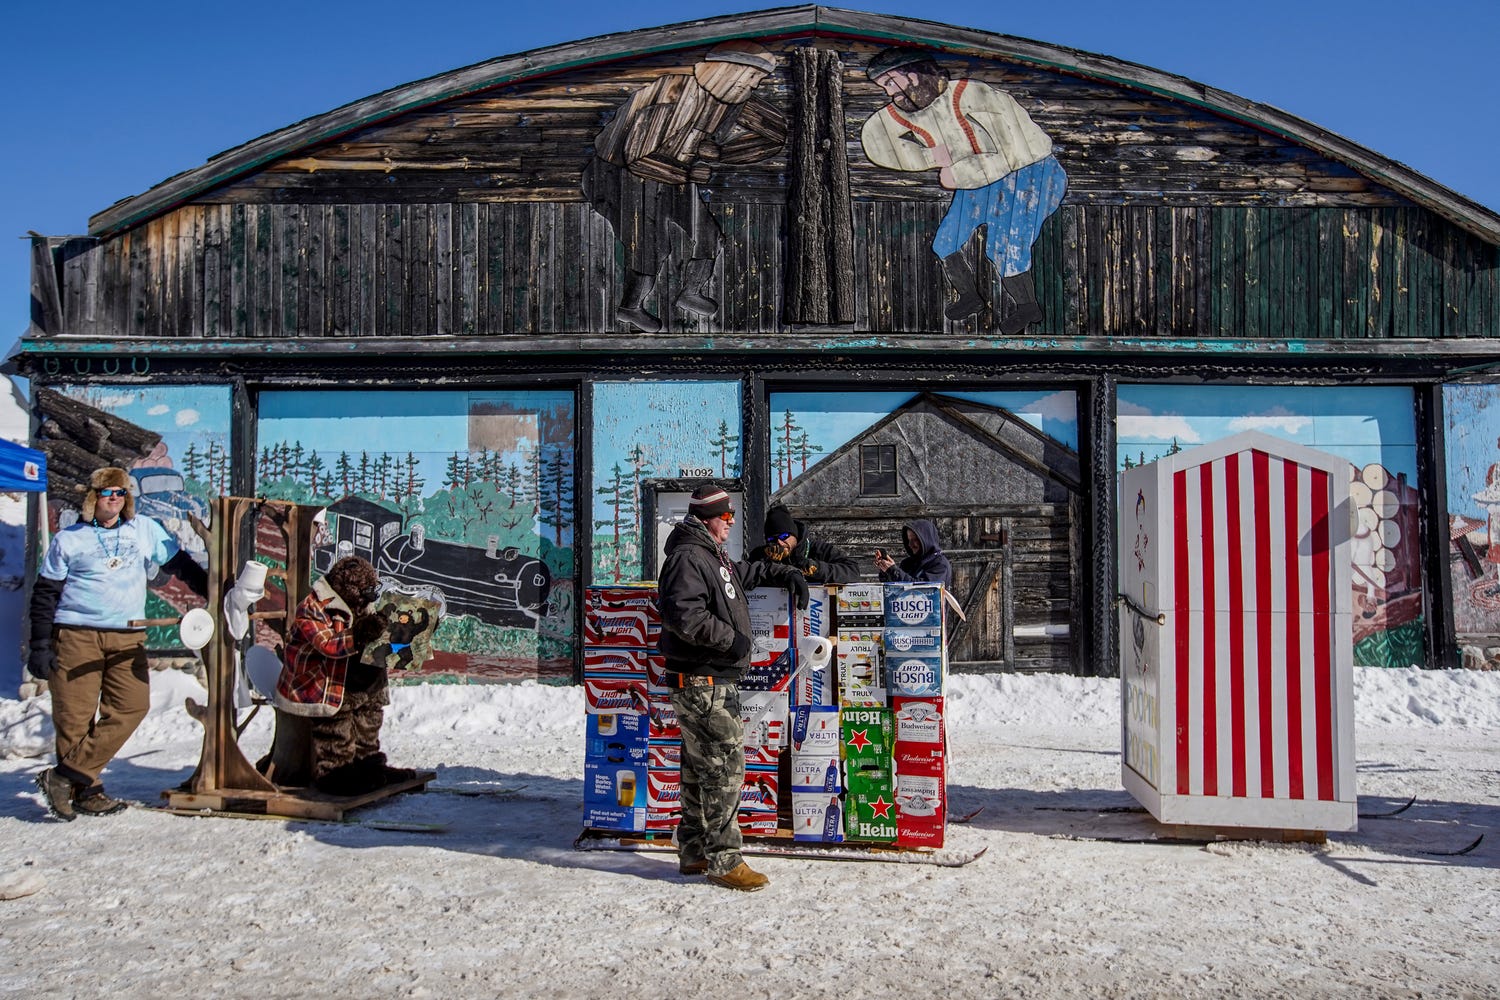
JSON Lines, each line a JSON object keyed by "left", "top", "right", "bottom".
{"left": 728, "top": 631, "right": 753, "bottom": 660}
{"left": 784, "top": 571, "right": 809, "bottom": 610}
{"left": 352, "top": 612, "right": 389, "bottom": 649}
{"left": 28, "top": 640, "right": 58, "bottom": 682}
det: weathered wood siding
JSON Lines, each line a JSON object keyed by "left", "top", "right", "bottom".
{"left": 45, "top": 204, "right": 1499, "bottom": 339}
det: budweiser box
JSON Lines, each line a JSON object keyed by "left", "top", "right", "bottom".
{"left": 743, "top": 587, "right": 794, "bottom": 692}
{"left": 834, "top": 582, "right": 886, "bottom": 621}
{"left": 583, "top": 645, "right": 652, "bottom": 680}
{"left": 892, "top": 740, "right": 945, "bottom": 780}
{"left": 892, "top": 697, "right": 946, "bottom": 747}
{"left": 895, "top": 772, "right": 947, "bottom": 847}
{"left": 740, "top": 690, "right": 790, "bottom": 748}
{"left": 790, "top": 706, "right": 842, "bottom": 756}
{"left": 740, "top": 766, "right": 780, "bottom": 815}
{"left": 836, "top": 637, "right": 885, "bottom": 707}
{"left": 885, "top": 650, "right": 945, "bottom": 699}
{"left": 840, "top": 707, "right": 892, "bottom": 769}
{"left": 792, "top": 791, "right": 846, "bottom": 843}
{"left": 883, "top": 583, "right": 945, "bottom": 629}
{"left": 844, "top": 766, "right": 897, "bottom": 842}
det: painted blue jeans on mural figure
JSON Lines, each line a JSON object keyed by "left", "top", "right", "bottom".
{"left": 932, "top": 155, "right": 1068, "bottom": 275}
{"left": 670, "top": 683, "right": 745, "bottom": 876}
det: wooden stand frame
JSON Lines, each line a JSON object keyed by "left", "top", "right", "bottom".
{"left": 165, "top": 496, "right": 431, "bottom": 821}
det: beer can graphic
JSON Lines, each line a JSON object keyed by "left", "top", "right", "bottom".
{"left": 597, "top": 714, "right": 618, "bottom": 737}
{"left": 616, "top": 769, "right": 637, "bottom": 807}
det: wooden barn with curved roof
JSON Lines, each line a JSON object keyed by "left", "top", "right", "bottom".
{"left": 18, "top": 6, "right": 1500, "bottom": 679}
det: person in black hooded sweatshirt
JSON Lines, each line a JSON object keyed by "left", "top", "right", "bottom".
{"left": 874, "top": 519, "right": 953, "bottom": 587}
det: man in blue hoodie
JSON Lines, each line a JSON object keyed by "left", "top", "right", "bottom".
{"left": 874, "top": 519, "right": 953, "bottom": 587}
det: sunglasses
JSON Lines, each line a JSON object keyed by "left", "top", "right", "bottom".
{"left": 766, "top": 532, "right": 793, "bottom": 543}
{"left": 96, "top": 488, "right": 129, "bottom": 498}
{"left": 715, "top": 511, "right": 736, "bottom": 522}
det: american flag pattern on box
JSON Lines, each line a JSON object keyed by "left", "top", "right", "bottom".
{"left": 1119, "top": 430, "right": 1357, "bottom": 831}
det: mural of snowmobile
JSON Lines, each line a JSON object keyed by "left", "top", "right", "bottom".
{"left": 313, "top": 496, "right": 552, "bottom": 628}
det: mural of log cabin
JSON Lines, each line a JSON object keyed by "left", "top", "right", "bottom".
{"left": 14, "top": 7, "right": 1500, "bottom": 680}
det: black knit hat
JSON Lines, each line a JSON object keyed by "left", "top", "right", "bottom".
{"left": 866, "top": 46, "right": 935, "bottom": 81}
{"left": 687, "top": 485, "right": 734, "bottom": 520}
{"left": 764, "top": 505, "right": 796, "bottom": 540}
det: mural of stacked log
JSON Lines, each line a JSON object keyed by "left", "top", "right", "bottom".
{"left": 33, "top": 385, "right": 226, "bottom": 649}
{"left": 1441, "top": 385, "right": 1500, "bottom": 669}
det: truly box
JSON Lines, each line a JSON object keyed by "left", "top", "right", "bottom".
{"left": 844, "top": 766, "right": 897, "bottom": 842}
{"left": 836, "top": 638, "right": 884, "bottom": 707}
{"left": 892, "top": 697, "right": 946, "bottom": 747}
{"left": 835, "top": 582, "right": 886, "bottom": 620}
{"left": 740, "top": 690, "right": 789, "bottom": 748}
{"left": 883, "top": 583, "right": 945, "bottom": 630}
{"left": 790, "top": 706, "right": 841, "bottom": 756}
{"left": 885, "top": 651, "right": 944, "bottom": 699}
{"left": 840, "top": 707, "right": 892, "bottom": 769}
{"left": 792, "top": 791, "right": 846, "bottom": 843}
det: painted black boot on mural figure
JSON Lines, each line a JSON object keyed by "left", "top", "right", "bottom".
{"left": 674, "top": 258, "right": 719, "bottom": 318}
{"left": 939, "top": 254, "right": 987, "bottom": 320}
{"left": 998, "top": 271, "right": 1044, "bottom": 335}
{"left": 617, "top": 272, "right": 663, "bottom": 333}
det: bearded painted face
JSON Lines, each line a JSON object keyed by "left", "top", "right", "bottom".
{"left": 877, "top": 66, "right": 946, "bottom": 113}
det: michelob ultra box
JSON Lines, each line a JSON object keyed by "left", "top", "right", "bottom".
{"left": 792, "top": 791, "right": 846, "bottom": 843}
{"left": 892, "top": 697, "right": 946, "bottom": 747}
{"left": 834, "top": 582, "right": 886, "bottom": 621}
{"left": 740, "top": 690, "right": 790, "bottom": 748}
{"left": 883, "top": 583, "right": 945, "bottom": 630}
{"left": 844, "top": 766, "right": 897, "bottom": 842}
{"left": 836, "top": 638, "right": 884, "bottom": 707}
{"left": 885, "top": 651, "right": 945, "bottom": 699}
{"left": 840, "top": 707, "right": 892, "bottom": 769}
{"left": 790, "top": 754, "right": 842, "bottom": 792}
{"left": 790, "top": 706, "right": 841, "bottom": 756}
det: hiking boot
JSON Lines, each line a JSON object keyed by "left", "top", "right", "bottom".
{"left": 35, "top": 768, "right": 76, "bottom": 822}
{"left": 678, "top": 859, "right": 709, "bottom": 876}
{"left": 707, "top": 861, "right": 769, "bottom": 892}
{"left": 73, "top": 788, "right": 129, "bottom": 817}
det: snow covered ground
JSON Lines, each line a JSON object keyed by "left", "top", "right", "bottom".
{"left": 1, "top": 668, "right": 1497, "bottom": 998}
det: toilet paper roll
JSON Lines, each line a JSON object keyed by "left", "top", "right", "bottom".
{"left": 798, "top": 635, "right": 833, "bottom": 671}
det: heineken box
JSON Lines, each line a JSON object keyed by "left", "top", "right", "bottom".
{"left": 792, "top": 791, "right": 845, "bottom": 843}
{"left": 844, "top": 766, "right": 898, "bottom": 842}
{"left": 883, "top": 583, "right": 945, "bottom": 630}
{"left": 840, "top": 707, "right": 892, "bottom": 769}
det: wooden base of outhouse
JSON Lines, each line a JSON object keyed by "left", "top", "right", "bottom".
{"left": 1123, "top": 766, "right": 1357, "bottom": 834}
{"left": 163, "top": 770, "right": 436, "bottom": 821}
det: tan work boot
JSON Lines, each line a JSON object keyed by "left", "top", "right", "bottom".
{"left": 707, "top": 861, "right": 769, "bottom": 892}
{"left": 678, "top": 858, "right": 709, "bottom": 876}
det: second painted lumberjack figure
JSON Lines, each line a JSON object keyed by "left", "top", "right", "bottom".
{"left": 861, "top": 47, "right": 1067, "bottom": 333}
{"left": 583, "top": 41, "right": 786, "bottom": 333}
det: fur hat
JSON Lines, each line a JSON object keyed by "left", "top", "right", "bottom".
{"left": 687, "top": 485, "right": 734, "bottom": 521}
{"left": 764, "top": 505, "right": 797, "bottom": 541}
{"left": 325, "top": 556, "right": 381, "bottom": 611}
{"left": 81, "top": 466, "right": 135, "bottom": 522}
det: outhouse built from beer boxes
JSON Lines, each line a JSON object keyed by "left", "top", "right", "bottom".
{"left": 1118, "top": 431, "right": 1356, "bottom": 832}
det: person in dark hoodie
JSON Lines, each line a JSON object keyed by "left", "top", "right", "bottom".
{"left": 752, "top": 504, "right": 861, "bottom": 585}
{"left": 657, "top": 486, "right": 807, "bottom": 892}
{"left": 874, "top": 519, "right": 953, "bottom": 587}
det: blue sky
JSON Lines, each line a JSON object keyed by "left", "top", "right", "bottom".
{"left": 4, "top": 0, "right": 1497, "bottom": 365}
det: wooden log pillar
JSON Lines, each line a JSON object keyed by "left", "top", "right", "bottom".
{"left": 784, "top": 47, "right": 854, "bottom": 325}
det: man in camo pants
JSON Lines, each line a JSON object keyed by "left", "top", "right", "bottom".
{"left": 657, "top": 486, "right": 805, "bottom": 891}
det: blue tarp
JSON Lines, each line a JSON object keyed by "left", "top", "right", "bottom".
{"left": 0, "top": 437, "right": 46, "bottom": 492}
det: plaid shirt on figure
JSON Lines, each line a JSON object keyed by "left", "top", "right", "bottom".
{"left": 275, "top": 578, "right": 358, "bottom": 717}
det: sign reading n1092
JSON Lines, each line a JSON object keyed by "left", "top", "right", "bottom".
{"left": 679, "top": 467, "right": 714, "bottom": 478}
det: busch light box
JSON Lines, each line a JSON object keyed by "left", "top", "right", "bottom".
{"left": 883, "top": 583, "right": 944, "bottom": 630}
{"left": 792, "top": 791, "right": 845, "bottom": 843}
{"left": 840, "top": 707, "right": 892, "bottom": 770}
{"left": 885, "top": 651, "right": 944, "bottom": 699}
{"left": 844, "top": 766, "right": 898, "bottom": 842}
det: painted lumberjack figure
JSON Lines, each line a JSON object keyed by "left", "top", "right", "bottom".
{"left": 860, "top": 47, "right": 1067, "bottom": 333}
{"left": 582, "top": 41, "right": 786, "bottom": 333}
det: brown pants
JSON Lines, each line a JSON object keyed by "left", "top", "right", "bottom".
{"left": 49, "top": 626, "right": 150, "bottom": 787}
{"left": 309, "top": 686, "right": 388, "bottom": 780}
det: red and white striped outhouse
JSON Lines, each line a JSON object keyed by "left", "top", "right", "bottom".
{"left": 1118, "top": 430, "right": 1356, "bottom": 831}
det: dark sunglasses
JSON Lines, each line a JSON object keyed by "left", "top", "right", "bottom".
{"left": 715, "top": 511, "right": 735, "bottom": 522}
{"left": 96, "top": 488, "right": 129, "bottom": 497}
{"left": 766, "top": 532, "right": 793, "bottom": 543}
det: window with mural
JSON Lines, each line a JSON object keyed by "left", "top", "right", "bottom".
{"left": 1118, "top": 384, "right": 1422, "bottom": 668}
{"left": 38, "top": 384, "right": 230, "bottom": 651}
{"left": 590, "top": 381, "right": 742, "bottom": 584}
{"left": 1441, "top": 384, "right": 1500, "bottom": 668}
{"left": 258, "top": 389, "right": 576, "bottom": 682}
